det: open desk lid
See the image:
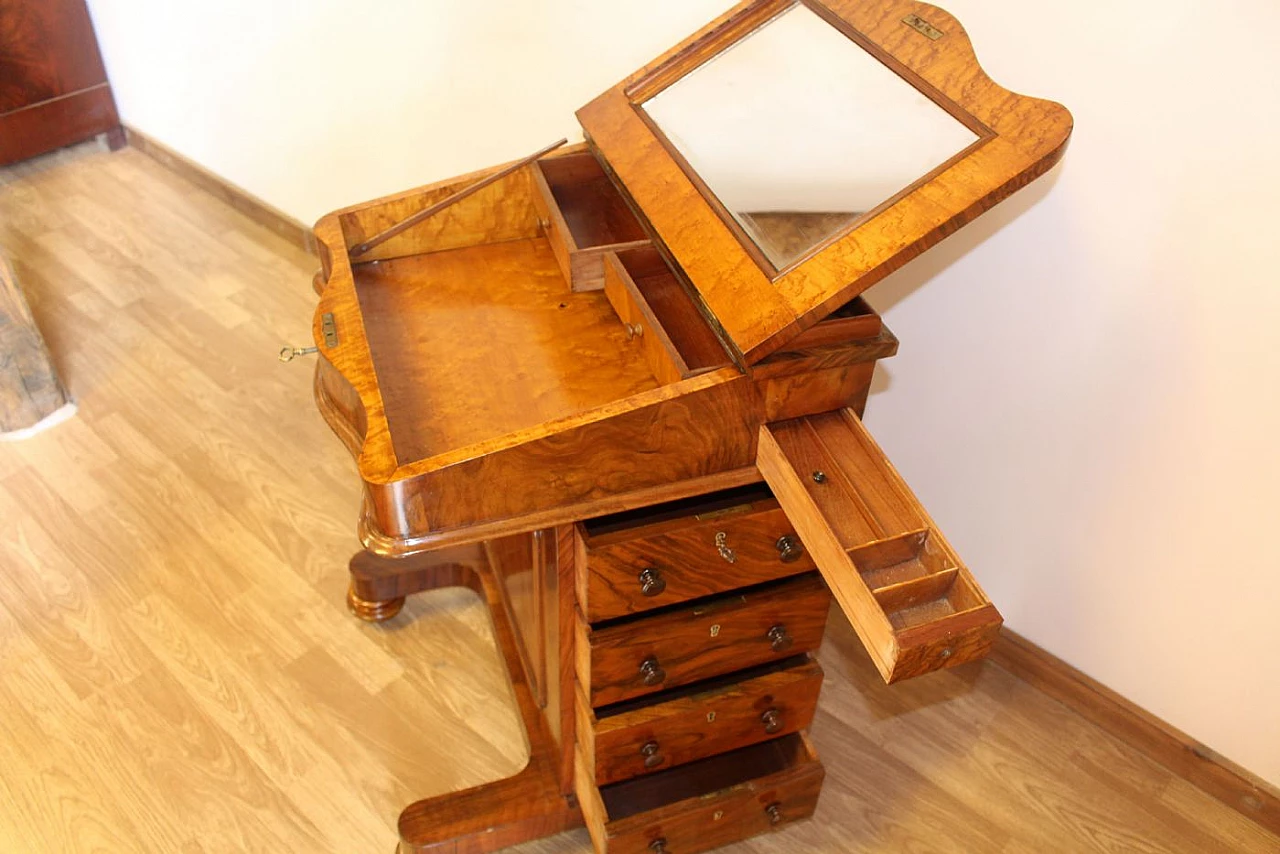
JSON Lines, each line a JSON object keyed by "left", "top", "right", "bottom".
{"left": 578, "top": 0, "right": 1072, "bottom": 364}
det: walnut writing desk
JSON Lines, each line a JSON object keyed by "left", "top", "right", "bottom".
{"left": 307, "top": 2, "right": 1072, "bottom": 852}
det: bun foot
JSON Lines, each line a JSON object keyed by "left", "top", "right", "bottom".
{"left": 347, "top": 584, "right": 405, "bottom": 622}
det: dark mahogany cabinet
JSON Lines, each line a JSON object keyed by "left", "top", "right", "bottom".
{"left": 0, "top": 0, "right": 123, "bottom": 165}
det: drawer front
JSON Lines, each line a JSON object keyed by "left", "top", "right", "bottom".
{"left": 592, "top": 658, "right": 823, "bottom": 786}
{"left": 595, "top": 734, "right": 824, "bottom": 854}
{"left": 587, "top": 574, "right": 830, "bottom": 707}
{"left": 585, "top": 503, "right": 814, "bottom": 623}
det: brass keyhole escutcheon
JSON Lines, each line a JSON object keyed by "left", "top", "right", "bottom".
{"left": 775, "top": 534, "right": 803, "bottom": 563}
{"left": 640, "top": 740, "right": 665, "bottom": 769}
{"left": 767, "top": 625, "right": 793, "bottom": 653}
{"left": 715, "top": 531, "right": 737, "bottom": 564}
{"left": 638, "top": 567, "right": 666, "bottom": 597}
{"left": 639, "top": 656, "right": 666, "bottom": 686}
{"left": 761, "top": 708, "right": 782, "bottom": 734}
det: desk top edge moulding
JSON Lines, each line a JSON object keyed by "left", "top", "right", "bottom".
{"left": 303, "top": 2, "right": 1071, "bottom": 852}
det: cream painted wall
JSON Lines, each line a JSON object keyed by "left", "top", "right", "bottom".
{"left": 85, "top": 1, "right": 1280, "bottom": 786}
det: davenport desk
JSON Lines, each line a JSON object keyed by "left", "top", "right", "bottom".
{"left": 302, "top": 2, "right": 1072, "bottom": 851}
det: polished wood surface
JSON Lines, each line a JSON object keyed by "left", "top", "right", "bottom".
{"left": 582, "top": 574, "right": 832, "bottom": 707}
{"left": 0, "top": 0, "right": 121, "bottom": 165}
{"left": 0, "top": 252, "right": 69, "bottom": 433}
{"left": 354, "top": 238, "right": 658, "bottom": 460}
{"left": 354, "top": 139, "right": 568, "bottom": 257}
{"left": 3, "top": 143, "right": 1275, "bottom": 854}
{"left": 580, "top": 0, "right": 1073, "bottom": 363}
{"left": 759, "top": 409, "right": 1001, "bottom": 683}
{"left": 532, "top": 151, "right": 650, "bottom": 292}
{"left": 585, "top": 657, "right": 825, "bottom": 785}
{"left": 580, "top": 488, "right": 814, "bottom": 622}
{"left": 583, "top": 733, "right": 825, "bottom": 854}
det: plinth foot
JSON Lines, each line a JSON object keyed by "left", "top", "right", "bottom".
{"left": 346, "top": 584, "right": 405, "bottom": 622}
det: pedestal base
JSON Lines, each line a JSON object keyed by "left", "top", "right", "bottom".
{"left": 347, "top": 548, "right": 580, "bottom": 852}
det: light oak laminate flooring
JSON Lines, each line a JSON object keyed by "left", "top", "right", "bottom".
{"left": 0, "top": 143, "right": 1275, "bottom": 854}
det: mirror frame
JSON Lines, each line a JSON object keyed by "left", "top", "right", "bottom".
{"left": 578, "top": 0, "right": 1073, "bottom": 364}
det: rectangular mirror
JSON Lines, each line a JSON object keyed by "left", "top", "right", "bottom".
{"left": 641, "top": 3, "right": 982, "bottom": 271}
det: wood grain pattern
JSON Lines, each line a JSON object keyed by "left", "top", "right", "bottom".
{"left": 532, "top": 151, "right": 650, "bottom": 292}
{"left": 579, "top": 0, "right": 1073, "bottom": 363}
{"left": 584, "top": 574, "right": 831, "bottom": 707}
{"left": 1, "top": 143, "right": 1276, "bottom": 854}
{"left": 0, "top": 0, "right": 120, "bottom": 166}
{"left": 595, "top": 733, "right": 825, "bottom": 854}
{"left": 758, "top": 408, "right": 1001, "bottom": 683}
{"left": 0, "top": 251, "right": 70, "bottom": 433}
{"left": 581, "top": 494, "right": 814, "bottom": 622}
{"left": 587, "top": 657, "right": 824, "bottom": 785}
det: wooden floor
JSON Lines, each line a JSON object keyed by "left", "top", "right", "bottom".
{"left": 0, "top": 143, "right": 1275, "bottom": 854}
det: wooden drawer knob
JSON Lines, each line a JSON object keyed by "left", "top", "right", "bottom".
{"left": 767, "top": 625, "right": 793, "bottom": 653}
{"left": 640, "top": 740, "right": 665, "bottom": 769}
{"left": 775, "top": 535, "right": 804, "bottom": 563}
{"left": 765, "top": 802, "right": 783, "bottom": 825}
{"left": 761, "top": 708, "right": 783, "bottom": 734}
{"left": 639, "top": 656, "right": 667, "bottom": 686}
{"left": 649, "top": 839, "right": 668, "bottom": 853}
{"left": 638, "top": 567, "right": 666, "bottom": 597}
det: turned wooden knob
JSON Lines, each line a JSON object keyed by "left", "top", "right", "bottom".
{"left": 638, "top": 567, "right": 666, "bottom": 597}
{"left": 761, "top": 708, "right": 783, "bottom": 734}
{"left": 649, "top": 839, "right": 668, "bottom": 853}
{"left": 765, "top": 802, "right": 783, "bottom": 825}
{"left": 767, "top": 625, "right": 793, "bottom": 653}
{"left": 639, "top": 656, "right": 667, "bottom": 686}
{"left": 775, "top": 535, "right": 803, "bottom": 563}
{"left": 640, "top": 740, "right": 665, "bottom": 769}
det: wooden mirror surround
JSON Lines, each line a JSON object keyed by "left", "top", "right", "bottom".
{"left": 580, "top": 0, "right": 1072, "bottom": 363}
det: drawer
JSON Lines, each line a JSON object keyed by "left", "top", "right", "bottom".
{"left": 758, "top": 409, "right": 1003, "bottom": 683}
{"left": 581, "top": 485, "right": 816, "bottom": 623}
{"left": 582, "top": 656, "right": 824, "bottom": 786}
{"left": 577, "top": 732, "right": 824, "bottom": 854}
{"left": 532, "top": 150, "right": 649, "bottom": 291}
{"left": 580, "top": 573, "right": 831, "bottom": 708}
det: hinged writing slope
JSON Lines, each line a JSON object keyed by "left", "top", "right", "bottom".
{"left": 579, "top": 0, "right": 1072, "bottom": 363}
{"left": 757, "top": 409, "right": 1001, "bottom": 683}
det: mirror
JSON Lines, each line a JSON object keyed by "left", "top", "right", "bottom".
{"left": 642, "top": 4, "right": 981, "bottom": 270}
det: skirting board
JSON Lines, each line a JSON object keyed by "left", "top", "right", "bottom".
{"left": 123, "top": 126, "right": 316, "bottom": 256}
{"left": 991, "top": 628, "right": 1280, "bottom": 837}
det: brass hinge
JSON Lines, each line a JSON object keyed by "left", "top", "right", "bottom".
{"left": 902, "top": 14, "right": 944, "bottom": 40}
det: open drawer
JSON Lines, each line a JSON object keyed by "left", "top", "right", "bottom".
{"left": 533, "top": 150, "right": 650, "bottom": 291}
{"left": 577, "top": 732, "right": 824, "bottom": 854}
{"left": 757, "top": 409, "right": 1002, "bottom": 683}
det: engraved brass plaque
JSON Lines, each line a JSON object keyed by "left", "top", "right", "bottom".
{"left": 902, "top": 14, "right": 944, "bottom": 40}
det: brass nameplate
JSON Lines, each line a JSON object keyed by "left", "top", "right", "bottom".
{"left": 902, "top": 14, "right": 944, "bottom": 40}
{"left": 322, "top": 312, "right": 339, "bottom": 348}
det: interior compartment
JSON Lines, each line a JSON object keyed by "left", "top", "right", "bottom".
{"left": 851, "top": 530, "right": 986, "bottom": 630}
{"left": 539, "top": 152, "right": 648, "bottom": 248}
{"left": 533, "top": 150, "right": 651, "bottom": 290}
{"left": 600, "top": 733, "right": 813, "bottom": 820}
{"left": 614, "top": 246, "right": 731, "bottom": 374}
{"left": 353, "top": 239, "right": 660, "bottom": 462}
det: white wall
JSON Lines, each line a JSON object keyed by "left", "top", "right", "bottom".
{"left": 86, "top": 0, "right": 1280, "bottom": 786}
